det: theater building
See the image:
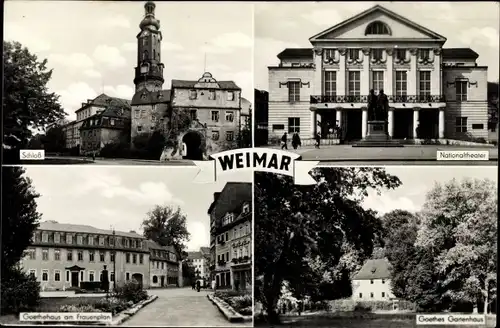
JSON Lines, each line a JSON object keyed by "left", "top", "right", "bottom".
{"left": 208, "top": 182, "right": 252, "bottom": 290}
{"left": 267, "top": 5, "right": 488, "bottom": 143}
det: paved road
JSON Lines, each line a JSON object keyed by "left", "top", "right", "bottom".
{"left": 266, "top": 145, "right": 498, "bottom": 164}
{"left": 121, "top": 288, "right": 251, "bottom": 327}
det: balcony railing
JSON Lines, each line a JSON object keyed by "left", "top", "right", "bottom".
{"left": 310, "top": 95, "right": 446, "bottom": 104}
{"left": 231, "top": 256, "right": 251, "bottom": 264}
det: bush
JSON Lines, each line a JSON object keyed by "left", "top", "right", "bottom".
{"left": 100, "top": 142, "right": 130, "bottom": 158}
{"left": 354, "top": 303, "right": 372, "bottom": 312}
{"left": 80, "top": 282, "right": 102, "bottom": 291}
{"left": 113, "top": 281, "right": 148, "bottom": 304}
{"left": 59, "top": 304, "right": 100, "bottom": 313}
{"left": 94, "top": 297, "right": 129, "bottom": 314}
{"left": 239, "top": 306, "right": 253, "bottom": 316}
{"left": 0, "top": 267, "right": 41, "bottom": 314}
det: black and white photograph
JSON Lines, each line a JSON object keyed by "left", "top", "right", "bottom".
{"left": 1, "top": 166, "right": 253, "bottom": 326}
{"left": 254, "top": 2, "right": 498, "bottom": 165}
{"left": 3, "top": 1, "right": 252, "bottom": 165}
{"left": 254, "top": 166, "right": 497, "bottom": 327}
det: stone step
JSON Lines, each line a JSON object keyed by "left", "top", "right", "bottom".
{"left": 352, "top": 139, "right": 405, "bottom": 147}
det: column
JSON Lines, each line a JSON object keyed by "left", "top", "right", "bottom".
{"left": 438, "top": 108, "right": 445, "bottom": 138}
{"left": 388, "top": 109, "right": 394, "bottom": 137}
{"left": 413, "top": 108, "right": 419, "bottom": 138}
{"left": 336, "top": 109, "right": 342, "bottom": 127}
{"left": 431, "top": 48, "right": 440, "bottom": 96}
{"left": 338, "top": 49, "right": 346, "bottom": 96}
{"left": 310, "top": 109, "right": 317, "bottom": 137}
{"left": 361, "top": 49, "right": 370, "bottom": 94}
{"left": 362, "top": 108, "right": 368, "bottom": 138}
{"left": 409, "top": 49, "right": 418, "bottom": 96}
{"left": 313, "top": 48, "right": 323, "bottom": 97}
{"left": 386, "top": 48, "right": 393, "bottom": 95}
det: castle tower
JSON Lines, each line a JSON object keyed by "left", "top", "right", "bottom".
{"left": 134, "top": 1, "right": 164, "bottom": 92}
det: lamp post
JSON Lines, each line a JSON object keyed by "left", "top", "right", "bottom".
{"left": 112, "top": 226, "right": 116, "bottom": 292}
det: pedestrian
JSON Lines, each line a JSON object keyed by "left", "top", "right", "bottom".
{"left": 315, "top": 132, "right": 321, "bottom": 149}
{"left": 196, "top": 280, "right": 201, "bottom": 292}
{"left": 192, "top": 281, "right": 196, "bottom": 290}
{"left": 211, "top": 279, "right": 216, "bottom": 291}
{"left": 297, "top": 300, "right": 303, "bottom": 316}
{"left": 281, "top": 132, "right": 288, "bottom": 150}
{"left": 92, "top": 151, "right": 96, "bottom": 162}
{"left": 292, "top": 132, "right": 300, "bottom": 150}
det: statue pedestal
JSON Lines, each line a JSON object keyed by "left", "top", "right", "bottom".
{"left": 353, "top": 120, "right": 404, "bottom": 148}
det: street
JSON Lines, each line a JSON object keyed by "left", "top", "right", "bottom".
{"left": 267, "top": 145, "right": 498, "bottom": 164}
{"left": 121, "top": 288, "right": 251, "bottom": 327}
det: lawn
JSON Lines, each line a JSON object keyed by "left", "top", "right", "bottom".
{"left": 215, "top": 290, "right": 253, "bottom": 316}
{"left": 255, "top": 312, "right": 497, "bottom": 328}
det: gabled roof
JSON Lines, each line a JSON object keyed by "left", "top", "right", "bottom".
{"left": 353, "top": 258, "right": 392, "bottom": 280}
{"left": 442, "top": 48, "right": 479, "bottom": 60}
{"left": 145, "top": 239, "right": 176, "bottom": 253}
{"left": 208, "top": 182, "right": 252, "bottom": 221}
{"left": 38, "top": 220, "right": 143, "bottom": 238}
{"left": 171, "top": 79, "right": 240, "bottom": 90}
{"left": 200, "top": 247, "right": 210, "bottom": 256}
{"left": 277, "top": 48, "right": 313, "bottom": 60}
{"left": 309, "top": 5, "right": 447, "bottom": 42}
{"left": 76, "top": 94, "right": 131, "bottom": 113}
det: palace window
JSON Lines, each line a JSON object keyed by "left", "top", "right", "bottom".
{"left": 153, "top": 49, "right": 156, "bottom": 60}
{"left": 348, "top": 49, "right": 360, "bottom": 61}
{"left": 189, "top": 90, "right": 197, "bottom": 100}
{"left": 419, "top": 49, "right": 430, "bottom": 61}
{"left": 27, "top": 248, "right": 36, "bottom": 260}
{"left": 359, "top": 293, "right": 363, "bottom": 298}
{"left": 227, "top": 91, "right": 235, "bottom": 101}
{"left": 395, "top": 49, "right": 406, "bottom": 62}
{"left": 208, "top": 90, "right": 216, "bottom": 100}
{"left": 140, "top": 254, "right": 144, "bottom": 264}
{"left": 211, "top": 111, "right": 220, "bottom": 122}
{"left": 89, "top": 271, "right": 95, "bottom": 282}
{"left": 54, "top": 249, "right": 60, "bottom": 261}
{"left": 324, "top": 71, "right": 337, "bottom": 97}
{"left": 288, "top": 117, "right": 300, "bottom": 133}
{"left": 54, "top": 233, "right": 60, "bottom": 243}
{"left": 54, "top": 270, "right": 61, "bottom": 282}
{"left": 110, "top": 272, "right": 115, "bottom": 282}
{"left": 29, "top": 270, "right": 36, "bottom": 278}
{"left": 418, "top": 71, "right": 431, "bottom": 97}
{"left": 324, "top": 49, "right": 335, "bottom": 60}
{"left": 89, "top": 251, "right": 95, "bottom": 262}
{"left": 66, "top": 270, "right": 70, "bottom": 282}
{"left": 126, "top": 272, "right": 130, "bottom": 281}
{"left": 372, "top": 49, "right": 383, "bottom": 61}
{"left": 226, "top": 131, "right": 234, "bottom": 141}
{"left": 137, "top": 125, "right": 143, "bottom": 132}
{"left": 370, "top": 292, "right": 374, "bottom": 298}
{"left": 395, "top": 71, "right": 408, "bottom": 96}
{"left": 365, "top": 21, "right": 391, "bottom": 35}
{"left": 42, "top": 249, "right": 49, "bottom": 261}
{"left": 134, "top": 110, "right": 140, "bottom": 119}
{"left": 348, "top": 71, "right": 361, "bottom": 96}
{"left": 110, "top": 252, "right": 115, "bottom": 262}
{"left": 456, "top": 80, "right": 468, "bottom": 101}
{"left": 212, "top": 131, "right": 220, "bottom": 140}
{"left": 225, "top": 111, "right": 234, "bottom": 122}
{"left": 126, "top": 253, "right": 130, "bottom": 263}
{"left": 67, "top": 250, "right": 73, "bottom": 261}
{"left": 78, "top": 251, "right": 83, "bottom": 261}
{"left": 372, "top": 71, "right": 384, "bottom": 93}
{"left": 456, "top": 117, "right": 468, "bottom": 133}
{"left": 42, "top": 270, "right": 49, "bottom": 282}
{"left": 77, "top": 235, "right": 83, "bottom": 244}
{"left": 89, "top": 236, "right": 94, "bottom": 245}
{"left": 42, "top": 233, "right": 48, "bottom": 243}
{"left": 288, "top": 81, "right": 300, "bottom": 102}
{"left": 133, "top": 254, "right": 137, "bottom": 264}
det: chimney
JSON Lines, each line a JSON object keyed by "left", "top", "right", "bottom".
{"left": 213, "top": 192, "right": 221, "bottom": 202}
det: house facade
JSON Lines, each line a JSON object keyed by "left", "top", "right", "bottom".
{"left": 146, "top": 240, "right": 180, "bottom": 288}
{"left": 188, "top": 247, "right": 210, "bottom": 281}
{"left": 18, "top": 221, "right": 181, "bottom": 291}
{"left": 208, "top": 182, "right": 252, "bottom": 291}
{"left": 351, "top": 258, "right": 395, "bottom": 301}
{"left": 267, "top": 5, "right": 488, "bottom": 143}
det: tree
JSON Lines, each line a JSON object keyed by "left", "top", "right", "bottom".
{"left": 416, "top": 178, "right": 497, "bottom": 314}
{"left": 255, "top": 168, "right": 401, "bottom": 323}
{"left": 27, "top": 134, "right": 45, "bottom": 149}
{"left": 239, "top": 109, "right": 252, "bottom": 148}
{"left": 164, "top": 109, "right": 193, "bottom": 149}
{"left": 1, "top": 167, "right": 42, "bottom": 275}
{"left": 383, "top": 210, "right": 449, "bottom": 311}
{"left": 142, "top": 205, "right": 190, "bottom": 256}
{"left": 3, "top": 41, "right": 65, "bottom": 156}
{"left": 43, "top": 124, "right": 66, "bottom": 152}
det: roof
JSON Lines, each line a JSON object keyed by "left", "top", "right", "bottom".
{"left": 131, "top": 89, "right": 171, "bottom": 106}
{"left": 277, "top": 48, "right": 313, "bottom": 60}
{"left": 309, "top": 5, "right": 447, "bottom": 42}
{"left": 171, "top": 79, "right": 240, "bottom": 90}
{"left": 442, "top": 48, "right": 479, "bottom": 60}
{"left": 200, "top": 247, "right": 210, "bottom": 256}
{"left": 38, "top": 221, "right": 143, "bottom": 238}
{"left": 208, "top": 182, "right": 252, "bottom": 220}
{"left": 145, "top": 239, "right": 176, "bottom": 253}
{"left": 76, "top": 94, "right": 131, "bottom": 112}
{"left": 187, "top": 251, "right": 203, "bottom": 260}
{"left": 353, "top": 258, "right": 392, "bottom": 280}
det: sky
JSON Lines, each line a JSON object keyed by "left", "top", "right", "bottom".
{"left": 255, "top": 1, "right": 500, "bottom": 91}
{"left": 4, "top": 1, "right": 253, "bottom": 121}
{"left": 362, "top": 166, "right": 497, "bottom": 215}
{"left": 23, "top": 166, "right": 252, "bottom": 251}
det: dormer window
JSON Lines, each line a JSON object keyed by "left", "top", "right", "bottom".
{"left": 54, "top": 233, "right": 60, "bottom": 243}
{"left": 365, "top": 21, "right": 391, "bottom": 35}
{"left": 189, "top": 90, "right": 197, "bottom": 100}
{"left": 77, "top": 235, "right": 82, "bottom": 245}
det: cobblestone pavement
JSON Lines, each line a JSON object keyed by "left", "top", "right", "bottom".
{"left": 121, "top": 288, "right": 251, "bottom": 327}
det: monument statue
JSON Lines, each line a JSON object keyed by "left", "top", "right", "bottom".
{"left": 367, "top": 89, "right": 377, "bottom": 121}
{"left": 101, "top": 265, "right": 110, "bottom": 293}
{"left": 376, "top": 89, "right": 389, "bottom": 121}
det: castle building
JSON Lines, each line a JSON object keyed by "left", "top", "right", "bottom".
{"left": 130, "top": 1, "right": 244, "bottom": 160}
{"left": 351, "top": 258, "right": 395, "bottom": 301}
{"left": 208, "top": 183, "right": 252, "bottom": 291}
{"left": 267, "top": 5, "right": 489, "bottom": 144}
{"left": 19, "top": 221, "right": 181, "bottom": 291}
